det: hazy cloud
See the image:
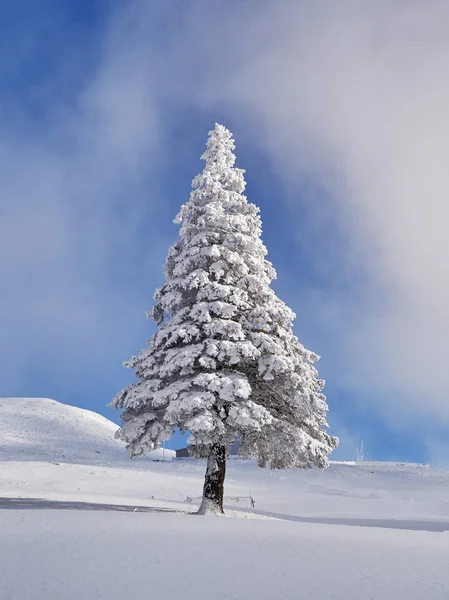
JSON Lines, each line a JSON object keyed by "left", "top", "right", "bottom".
{"left": 0, "top": 5, "right": 164, "bottom": 389}
{"left": 168, "top": 0, "right": 449, "bottom": 426}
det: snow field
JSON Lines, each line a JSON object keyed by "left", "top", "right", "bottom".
{"left": 1, "top": 510, "right": 448, "bottom": 600}
{"left": 1, "top": 398, "right": 449, "bottom": 599}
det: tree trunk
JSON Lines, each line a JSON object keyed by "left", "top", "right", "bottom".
{"left": 197, "top": 443, "right": 227, "bottom": 515}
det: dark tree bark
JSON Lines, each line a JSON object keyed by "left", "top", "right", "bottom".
{"left": 197, "top": 443, "right": 227, "bottom": 514}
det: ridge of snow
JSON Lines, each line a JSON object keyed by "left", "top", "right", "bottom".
{"left": 0, "top": 398, "right": 175, "bottom": 463}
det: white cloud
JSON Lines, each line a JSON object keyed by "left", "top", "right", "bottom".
{"left": 166, "top": 0, "right": 449, "bottom": 426}
{"left": 0, "top": 6, "right": 164, "bottom": 389}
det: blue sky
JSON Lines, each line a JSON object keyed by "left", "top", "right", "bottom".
{"left": 2, "top": 0, "right": 449, "bottom": 464}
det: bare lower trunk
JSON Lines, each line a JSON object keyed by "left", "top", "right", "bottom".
{"left": 197, "top": 443, "right": 227, "bottom": 515}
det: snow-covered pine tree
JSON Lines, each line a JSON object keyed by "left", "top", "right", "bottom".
{"left": 111, "top": 124, "right": 338, "bottom": 514}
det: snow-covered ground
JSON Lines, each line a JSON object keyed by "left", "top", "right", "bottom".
{"left": 1, "top": 398, "right": 449, "bottom": 599}
{"left": 0, "top": 397, "right": 175, "bottom": 463}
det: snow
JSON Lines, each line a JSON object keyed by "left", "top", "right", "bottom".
{"left": 1, "top": 397, "right": 449, "bottom": 599}
{"left": 2, "top": 510, "right": 449, "bottom": 600}
{"left": 0, "top": 397, "right": 175, "bottom": 463}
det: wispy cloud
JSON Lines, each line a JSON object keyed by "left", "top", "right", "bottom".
{"left": 165, "top": 0, "right": 449, "bottom": 429}
{"left": 0, "top": 5, "right": 165, "bottom": 390}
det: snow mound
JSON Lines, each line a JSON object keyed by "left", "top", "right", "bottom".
{"left": 0, "top": 398, "right": 175, "bottom": 464}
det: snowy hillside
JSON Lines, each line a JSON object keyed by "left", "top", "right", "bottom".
{"left": 1, "top": 398, "right": 449, "bottom": 599}
{"left": 0, "top": 398, "right": 174, "bottom": 463}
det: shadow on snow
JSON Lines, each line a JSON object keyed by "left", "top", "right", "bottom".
{"left": 0, "top": 497, "right": 183, "bottom": 514}
{"left": 1, "top": 498, "right": 449, "bottom": 532}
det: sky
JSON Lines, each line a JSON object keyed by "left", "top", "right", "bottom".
{"left": 2, "top": 0, "right": 449, "bottom": 464}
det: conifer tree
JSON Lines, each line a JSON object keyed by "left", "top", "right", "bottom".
{"left": 111, "top": 124, "right": 338, "bottom": 514}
